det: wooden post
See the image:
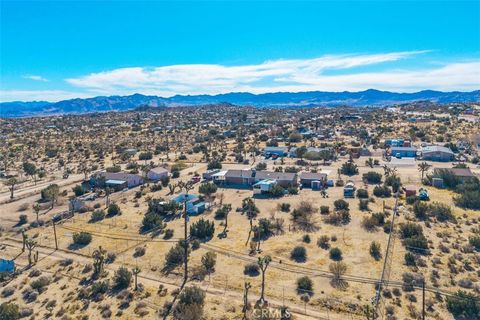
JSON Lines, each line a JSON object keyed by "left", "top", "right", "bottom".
{"left": 53, "top": 220, "right": 58, "bottom": 250}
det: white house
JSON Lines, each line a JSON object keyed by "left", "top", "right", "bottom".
{"left": 147, "top": 167, "right": 169, "bottom": 181}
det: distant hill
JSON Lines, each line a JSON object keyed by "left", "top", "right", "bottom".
{"left": 1, "top": 89, "right": 479, "bottom": 117}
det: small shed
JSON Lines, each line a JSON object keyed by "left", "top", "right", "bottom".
{"left": 432, "top": 178, "right": 444, "bottom": 188}
{"left": 0, "top": 259, "right": 15, "bottom": 273}
{"left": 403, "top": 185, "right": 416, "bottom": 197}
{"left": 253, "top": 179, "right": 277, "bottom": 194}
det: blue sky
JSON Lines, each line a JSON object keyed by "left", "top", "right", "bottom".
{"left": 1, "top": 0, "right": 479, "bottom": 102}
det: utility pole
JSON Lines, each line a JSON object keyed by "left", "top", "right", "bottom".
{"left": 422, "top": 279, "right": 426, "bottom": 320}
{"left": 179, "top": 180, "right": 194, "bottom": 285}
{"left": 52, "top": 220, "right": 58, "bottom": 250}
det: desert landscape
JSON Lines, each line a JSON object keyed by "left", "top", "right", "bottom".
{"left": 1, "top": 102, "right": 479, "bottom": 319}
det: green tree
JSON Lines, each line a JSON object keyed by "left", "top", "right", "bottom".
{"left": 23, "top": 162, "right": 38, "bottom": 185}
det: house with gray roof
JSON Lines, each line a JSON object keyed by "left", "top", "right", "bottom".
{"left": 421, "top": 146, "right": 455, "bottom": 162}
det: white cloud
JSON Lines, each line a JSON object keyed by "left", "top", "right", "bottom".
{"left": 3, "top": 52, "right": 479, "bottom": 102}
{"left": 68, "top": 51, "right": 459, "bottom": 96}
{"left": 23, "top": 75, "right": 49, "bottom": 82}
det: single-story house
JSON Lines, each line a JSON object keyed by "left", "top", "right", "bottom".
{"left": 263, "top": 146, "right": 288, "bottom": 157}
{"left": 93, "top": 171, "right": 144, "bottom": 188}
{"left": 255, "top": 171, "right": 297, "bottom": 187}
{"left": 105, "top": 179, "right": 128, "bottom": 191}
{"left": 421, "top": 146, "right": 455, "bottom": 162}
{"left": 224, "top": 169, "right": 256, "bottom": 185}
{"left": 299, "top": 172, "right": 328, "bottom": 189}
{"left": 172, "top": 193, "right": 205, "bottom": 215}
{"left": 147, "top": 166, "right": 169, "bottom": 181}
{"left": 433, "top": 168, "right": 478, "bottom": 183}
{"left": 391, "top": 146, "right": 417, "bottom": 158}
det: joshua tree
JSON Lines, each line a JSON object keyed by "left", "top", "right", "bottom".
{"left": 222, "top": 204, "right": 232, "bottom": 235}
{"left": 92, "top": 246, "right": 107, "bottom": 278}
{"left": 257, "top": 255, "right": 272, "bottom": 305}
{"left": 4, "top": 178, "right": 17, "bottom": 199}
{"left": 242, "top": 281, "right": 251, "bottom": 320}
{"left": 32, "top": 203, "right": 41, "bottom": 223}
{"left": 132, "top": 266, "right": 141, "bottom": 291}
{"left": 418, "top": 161, "right": 432, "bottom": 180}
{"left": 242, "top": 198, "right": 259, "bottom": 246}
{"left": 25, "top": 238, "right": 37, "bottom": 266}
{"left": 21, "top": 230, "right": 27, "bottom": 252}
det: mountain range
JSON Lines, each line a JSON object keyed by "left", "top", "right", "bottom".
{"left": 1, "top": 89, "right": 479, "bottom": 118}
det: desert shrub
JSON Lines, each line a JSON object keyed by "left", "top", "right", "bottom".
{"left": 296, "top": 276, "right": 313, "bottom": 295}
{"left": 413, "top": 201, "right": 428, "bottom": 220}
{"left": 341, "top": 161, "right": 358, "bottom": 176}
{"left": 320, "top": 205, "right": 330, "bottom": 215}
{"left": 290, "top": 201, "right": 318, "bottom": 231}
{"left": 18, "top": 214, "right": 28, "bottom": 225}
{"left": 446, "top": 290, "right": 480, "bottom": 318}
{"left": 30, "top": 276, "right": 50, "bottom": 292}
{"left": 207, "top": 160, "right": 222, "bottom": 170}
{"left": 356, "top": 189, "right": 369, "bottom": 199}
{"left": 428, "top": 202, "right": 455, "bottom": 222}
{"left": 404, "top": 252, "right": 417, "bottom": 266}
{"left": 279, "top": 203, "right": 291, "bottom": 212}
{"left": 406, "top": 195, "right": 417, "bottom": 205}
{"left": 114, "top": 267, "right": 132, "bottom": 289}
{"left": 164, "top": 241, "right": 186, "bottom": 269}
{"left": 402, "top": 272, "right": 424, "bottom": 292}
{"left": 72, "top": 185, "right": 85, "bottom": 197}
{"left": 107, "top": 203, "right": 121, "bottom": 216}
{"left": 373, "top": 185, "right": 391, "bottom": 198}
{"left": 270, "top": 184, "right": 285, "bottom": 197}
{"left": 469, "top": 236, "right": 480, "bottom": 251}
{"left": 359, "top": 199, "right": 369, "bottom": 211}
{"left": 291, "top": 246, "right": 307, "bottom": 262}
{"left": 317, "top": 235, "right": 330, "bottom": 249}
{"left": 73, "top": 232, "right": 92, "bottom": 246}
{"left": 369, "top": 241, "right": 382, "bottom": 260}
{"left": 385, "top": 175, "right": 401, "bottom": 192}
{"left": 191, "top": 240, "right": 200, "bottom": 250}
{"left": 163, "top": 229, "right": 174, "bottom": 239}
{"left": 243, "top": 263, "right": 260, "bottom": 276}
{"left": 150, "top": 183, "right": 162, "bottom": 192}
{"left": 106, "top": 252, "right": 116, "bottom": 264}
{"left": 329, "top": 247, "right": 343, "bottom": 261}
{"left": 134, "top": 246, "right": 146, "bottom": 257}
{"left": 174, "top": 285, "right": 205, "bottom": 320}
{"left": 198, "top": 182, "right": 217, "bottom": 197}
{"left": 0, "top": 302, "right": 19, "bottom": 320}
{"left": 91, "top": 280, "right": 109, "bottom": 296}
{"left": 334, "top": 199, "right": 349, "bottom": 211}
{"left": 454, "top": 190, "right": 480, "bottom": 210}
{"left": 302, "top": 234, "right": 311, "bottom": 243}
{"left": 90, "top": 209, "right": 105, "bottom": 222}
{"left": 189, "top": 218, "right": 214, "bottom": 240}
{"left": 363, "top": 171, "right": 382, "bottom": 184}
{"left": 324, "top": 210, "right": 350, "bottom": 225}
{"left": 1, "top": 287, "right": 15, "bottom": 298}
